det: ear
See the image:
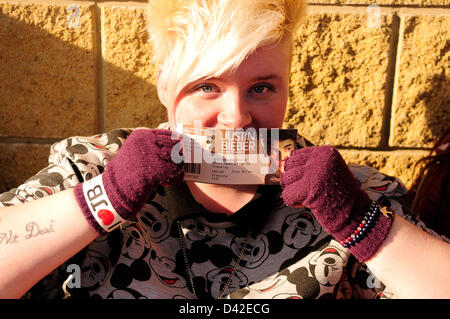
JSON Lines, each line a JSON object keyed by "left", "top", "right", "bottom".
{"left": 156, "top": 68, "right": 168, "bottom": 108}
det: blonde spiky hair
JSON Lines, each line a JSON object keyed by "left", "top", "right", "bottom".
{"left": 146, "top": 0, "right": 306, "bottom": 106}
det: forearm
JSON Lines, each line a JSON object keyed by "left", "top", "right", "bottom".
{"left": 366, "top": 215, "right": 450, "bottom": 298}
{"left": 0, "top": 188, "right": 98, "bottom": 298}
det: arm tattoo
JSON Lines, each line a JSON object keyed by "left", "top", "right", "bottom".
{"left": 0, "top": 220, "right": 55, "bottom": 246}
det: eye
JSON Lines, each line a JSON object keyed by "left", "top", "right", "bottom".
{"left": 201, "top": 85, "right": 213, "bottom": 93}
{"left": 251, "top": 83, "right": 274, "bottom": 94}
{"left": 194, "top": 84, "right": 219, "bottom": 94}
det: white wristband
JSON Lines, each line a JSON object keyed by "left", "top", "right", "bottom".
{"left": 82, "top": 174, "right": 126, "bottom": 232}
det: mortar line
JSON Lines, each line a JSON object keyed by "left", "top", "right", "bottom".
{"left": 307, "top": 4, "right": 450, "bottom": 14}
{"left": 379, "top": 13, "right": 401, "bottom": 148}
{"left": 389, "top": 13, "right": 406, "bottom": 149}
{"left": 95, "top": 2, "right": 105, "bottom": 134}
{"left": 335, "top": 146, "right": 432, "bottom": 152}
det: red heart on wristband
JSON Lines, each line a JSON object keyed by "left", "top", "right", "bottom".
{"left": 98, "top": 209, "right": 114, "bottom": 226}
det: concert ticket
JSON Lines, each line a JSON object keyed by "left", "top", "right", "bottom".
{"left": 176, "top": 124, "right": 306, "bottom": 185}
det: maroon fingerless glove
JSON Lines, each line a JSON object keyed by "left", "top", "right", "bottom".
{"left": 74, "top": 129, "right": 183, "bottom": 235}
{"left": 280, "top": 146, "right": 393, "bottom": 262}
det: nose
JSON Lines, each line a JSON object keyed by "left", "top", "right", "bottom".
{"left": 217, "top": 91, "right": 253, "bottom": 129}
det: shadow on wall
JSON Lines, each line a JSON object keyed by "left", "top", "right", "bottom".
{"left": 415, "top": 71, "right": 450, "bottom": 145}
{"left": 0, "top": 12, "right": 166, "bottom": 193}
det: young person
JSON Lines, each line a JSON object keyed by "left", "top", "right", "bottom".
{"left": 0, "top": 0, "right": 449, "bottom": 299}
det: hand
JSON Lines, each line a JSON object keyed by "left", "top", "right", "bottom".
{"left": 280, "top": 146, "right": 393, "bottom": 261}
{"left": 74, "top": 129, "right": 183, "bottom": 233}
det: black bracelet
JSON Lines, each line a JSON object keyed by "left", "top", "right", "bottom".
{"left": 340, "top": 201, "right": 380, "bottom": 248}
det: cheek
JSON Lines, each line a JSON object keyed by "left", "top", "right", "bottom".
{"left": 254, "top": 102, "right": 287, "bottom": 128}
{"left": 171, "top": 98, "right": 219, "bottom": 127}
{"left": 257, "top": 85, "right": 289, "bottom": 128}
{"left": 171, "top": 94, "right": 288, "bottom": 129}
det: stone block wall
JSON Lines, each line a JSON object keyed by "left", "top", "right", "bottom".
{"left": 0, "top": 0, "right": 448, "bottom": 192}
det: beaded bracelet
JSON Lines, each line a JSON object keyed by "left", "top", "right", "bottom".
{"left": 340, "top": 201, "right": 384, "bottom": 248}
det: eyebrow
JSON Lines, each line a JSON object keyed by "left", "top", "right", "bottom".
{"left": 253, "top": 74, "right": 281, "bottom": 81}
{"left": 192, "top": 74, "right": 282, "bottom": 86}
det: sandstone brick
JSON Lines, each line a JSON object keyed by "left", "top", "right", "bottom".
{"left": 285, "top": 12, "right": 394, "bottom": 147}
{"left": 100, "top": 3, "right": 167, "bottom": 132}
{"left": 307, "top": 0, "right": 450, "bottom": 6}
{"left": 0, "top": 1, "right": 98, "bottom": 138}
{"left": 87, "top": 0, "right": 450, "bottom": 5}
{"left": 390, "top": 14, "right": 449, "bottom": 148}
{"left": 0, "top": 142, "right": 51, "bottom": 193}
{"left": 340, "top": 149, "right": 430, "bottom": 189}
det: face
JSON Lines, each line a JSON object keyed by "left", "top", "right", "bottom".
{"left": 279, "top": 138, "right": 295, "bottom": 160}
{"left": 163, "top": 38, "right": 292, "bottom": 131}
